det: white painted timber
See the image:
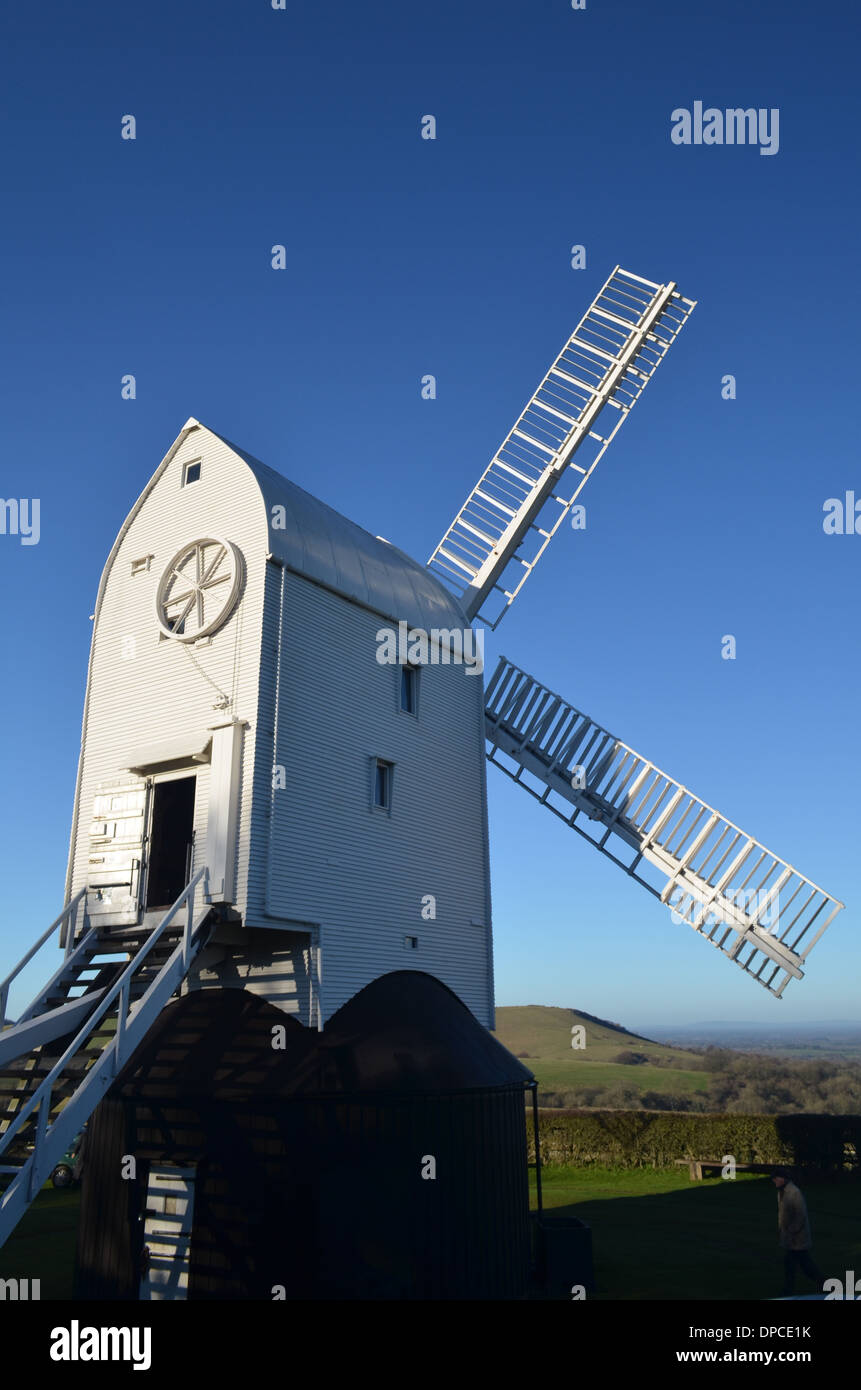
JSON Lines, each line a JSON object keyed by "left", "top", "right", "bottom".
{"left": 485, "top": 657, "right": 843, "bottom": 997}
{"left": 248, "top": 569, "right": 494, "bottom": 1026}
{"left": 139, "top": 1166, "right": 196, "bottom": 1301}
{"left": 0, "top": 990, "right": 106, "bottom": 1068}
{"left": 206, "top": 719, "right": 244, "bottom": 902}
{"left": 0, "top": 874, "right": 211, "bottom": 1250}
{"left": 124, "top": 732, "right": 213, "bottom": 773}
{"left": 428, "top": 267, "right": 696, "bottom": 628}
{"left": 59, "top": 420, "right": 492, "bottom": 1030}
{"left": 65, "top": 423, "right": 266, "bottom": 927}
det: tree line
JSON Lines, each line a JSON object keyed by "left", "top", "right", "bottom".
{"left": 541, "top": 1046, "right": 861, "bottom": 1114}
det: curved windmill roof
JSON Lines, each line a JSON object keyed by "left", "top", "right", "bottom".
{"left": 113, "top": 973, "right": 533, "bottom": 1100}
{"left": 193, "top": 418, "right": 468, "bottom": 631}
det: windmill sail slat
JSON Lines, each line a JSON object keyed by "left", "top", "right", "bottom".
{"left": 485, "top": 656, "right": 844, "bottom": 997}
{"left": 427, "top": 266, "right": 696, "bottom": 628}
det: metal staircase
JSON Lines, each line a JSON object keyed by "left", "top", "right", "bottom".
{"left": 485, "top": 658, "right": 844, "bottom": 996}
{"left": 428, "top": 267, "right": 696, "bottom": 628}
{"left": 0, "top": 868, "right": 212, "bottom": 1248}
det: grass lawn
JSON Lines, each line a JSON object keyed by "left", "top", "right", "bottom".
{"left": 1, "top": 1187, "right": 80, "bottom": 1299}
{"left": 4, "top": 1168, "right": 858, "bottom": 1301}
{"left": 530, "top": 1166, "right": 861, "bottom": 1300}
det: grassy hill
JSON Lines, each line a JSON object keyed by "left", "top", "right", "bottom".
{"left": 492, "top": 1005, "right": 709, "bottom": 1101}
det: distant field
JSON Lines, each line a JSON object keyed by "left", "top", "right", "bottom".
{"left": 493, "top": 1004, "right": 707, "bottom": 1100}
{"left": 531, "top": 1059, "right": 709, "bottom": 1093}
{"left": 648, "top": 1025, "right": 861, "bottom": 1063}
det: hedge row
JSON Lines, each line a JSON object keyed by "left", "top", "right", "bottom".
{"left": 526, "top": 1109, "right": 861, "bottom": 1171}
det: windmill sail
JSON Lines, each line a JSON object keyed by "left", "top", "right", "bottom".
{"left": 428, "top": 267, "right": 695, "bottom": 628}
{"left": 485, "top": 657, "right": 843, "bottom": 997}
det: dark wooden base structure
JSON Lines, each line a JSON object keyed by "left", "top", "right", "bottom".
{"left": 74, "top": 972, "right": 532, "bottom": 1300}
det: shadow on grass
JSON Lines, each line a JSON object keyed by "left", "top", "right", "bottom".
{"left": 4, "top": 1173, "right": 859, "bottom": 1302}
{"left": 1, "top": 1188, "right": 80, "bottom": 1299}
{"left": 533, "top": 1171, "right": 861, "bottom": 1300}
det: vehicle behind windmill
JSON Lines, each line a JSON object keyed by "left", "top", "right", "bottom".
{"left": 0, "top": 267, "right": 844, "bottom": 1298}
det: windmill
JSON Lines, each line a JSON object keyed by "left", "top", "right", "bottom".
{"left": 0, "top": 266, "right": 844, "bottom": 1297}
{"left": 429, "top": 265, "right": 844, "bottom": 999}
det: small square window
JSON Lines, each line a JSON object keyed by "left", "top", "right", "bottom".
{"left": 400, "top": 663, "right": 419, "bottom": 715}
{"left": 373, "top": 758, "right": 393, "bottom": 811}
{"left": 404, "top": 936, "right": 418, "bottom": 950}
{"left": 182, "top": 460, "right": 202, "bottom": 487}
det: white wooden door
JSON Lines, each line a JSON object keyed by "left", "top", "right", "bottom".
{"left": 86, "top": 779, "right": 150, "bottom": 926}
{"left": 139, "top": 1165, "right": 197, "bottom": 1301}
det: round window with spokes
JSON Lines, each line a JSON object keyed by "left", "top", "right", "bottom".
{"left": 155, "top": 537, "right": 243, "bottom": 642}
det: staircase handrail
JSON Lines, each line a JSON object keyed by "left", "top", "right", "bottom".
{"left": 0, "top": 868, "right": 208, "bottom": 1161}
{"left": 0, "top": 889, "right": 87, "bottom": 1026}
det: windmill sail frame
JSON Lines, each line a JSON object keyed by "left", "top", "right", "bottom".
{"left": 428, "top": 266, "right": 696, "bottom": 628}
{"left": 485, "top": 656, "right": 844, "bottom": 998}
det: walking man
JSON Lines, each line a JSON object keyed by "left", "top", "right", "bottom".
{"left": 772, "top": 1167, "right": 824, "bottom": 1296}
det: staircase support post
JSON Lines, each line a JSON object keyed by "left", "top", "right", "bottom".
{"left": 115, "top": 978, "right": 131, "bottom": 1071}
{"left": 29, "top": 1091, "right": 51, "bottom": 1199}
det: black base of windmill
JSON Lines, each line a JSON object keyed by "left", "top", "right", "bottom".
{"left": 74, "top": 971, "right": 533, "bottom": 1300}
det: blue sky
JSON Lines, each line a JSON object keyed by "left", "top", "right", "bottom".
{"left": 1, "top": 0, "right": 858, "bottom": 1025}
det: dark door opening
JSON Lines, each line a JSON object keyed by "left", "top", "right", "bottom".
{"left": 145, "top": 777, "right": 196, "bottom": 910}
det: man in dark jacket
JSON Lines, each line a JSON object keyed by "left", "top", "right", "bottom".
{"left": 772, "top": 1167, "right": 824, "bottom": 1296}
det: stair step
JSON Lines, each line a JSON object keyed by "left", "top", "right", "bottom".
{"left": 97, "top": 929, "right": 183, "bottom": 946}
{"left": 0, "top": 1059, "right": 91, "bottom": 1080}
{"left": 43, "top": 993, "right": 95, "bottom": 1008}
{"left": 0, "top": 893, "right": 212, "bottom": 1249}
{"left": 0, "top": 1079, "right": 85, "bottom": 1099}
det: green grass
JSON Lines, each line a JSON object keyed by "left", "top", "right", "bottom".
{"left": 530, "top": 1166, "right": 861, "bottom": 1300}
{"left": 1, "top": 1186, "right": 80, "bottom": 1299}
{"left": 533, "top": 1060, "right": 709, "bottom": 1093}
{"left": 5, "top": 1167, "right": 859, "bottom": 1302}
{"left": 493, "top": 1004, "right": 708, "bottom": 1100}
{"left": 494, "top": 1005, "right": 694, "bottom": 1063}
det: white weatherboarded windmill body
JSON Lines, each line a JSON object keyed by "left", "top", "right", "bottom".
{"left": 63, "top": 419, "right": 495, "bottom": 1029}
{"left": 0, "top": 267, "right": 844, "bottom": 1290}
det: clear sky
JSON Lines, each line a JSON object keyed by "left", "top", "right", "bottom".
{"left": 1, "top": 0, "right": 858, "bottom": 1025}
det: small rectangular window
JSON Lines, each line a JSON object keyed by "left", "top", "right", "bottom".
{"left": 130, "top": 555, "right": 152, "bottom": 575}
{"left": 404, "top": 936, "right": 418, "bottom": 950}
{"left": 400, "top": 664, "right": 418, "bottom": 715}
{"left": 182, "top": 460, "right": 202, "bottom": 486}
{"left": 372, "top": 758, "right": 393, "bottom": 812}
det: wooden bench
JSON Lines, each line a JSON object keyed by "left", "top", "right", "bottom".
{"left": 674, "top": 1158, "right": 782, "bottom": 1181}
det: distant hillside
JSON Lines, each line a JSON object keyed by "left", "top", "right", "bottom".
{"left": 642, "top": 1022, "right": 861, "bottom": 1062}
{"left": 492, "top": 1005, "right": 709, "bottom": 1101}
{"left": 492, "top": 1006, "right": 861, "bottom": 1113}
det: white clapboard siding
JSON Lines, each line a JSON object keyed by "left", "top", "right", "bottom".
{"left": 67, "top": 424, "right": 266, "bottom": 920}
{"left": 185, "top": 928, "right": 318, "bottom": 1024}
{"left": 249, "top": 570, "right": 494, "bottom": 1027}
{"left": 64, "top": 419, "right": 495, "bottom": 1030}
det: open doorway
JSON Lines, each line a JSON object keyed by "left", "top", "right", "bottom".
{"left": 145, "top": 777, "right": 196, "bottom": 911}
{"left": 139, "top": 1164, "right": 197, "bottom": 1301}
